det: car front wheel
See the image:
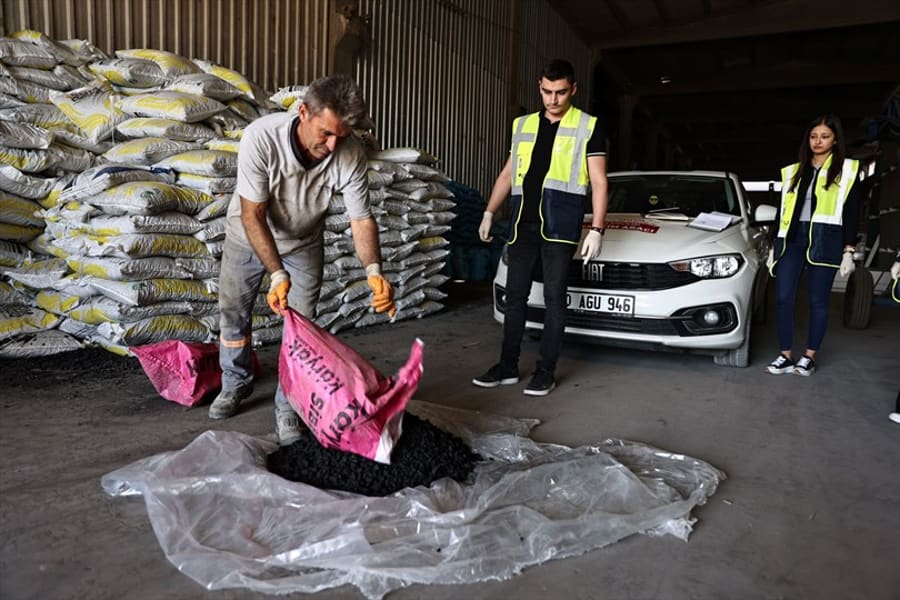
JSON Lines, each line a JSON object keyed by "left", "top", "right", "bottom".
{"left": 713, "top": 310, "right": 751, "bottom": 368}
{"left": 843, "top": 267, "right": 873, "bottom": 329}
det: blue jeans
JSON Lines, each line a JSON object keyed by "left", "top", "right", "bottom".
{"left": 773, "top": 223, "right": 837, "bottom": 352}
{"left": 501, "top": 222, "right": 577, "bottom": 374}
{"left": 218, "top": 236, "right": 323, "bottom": 409}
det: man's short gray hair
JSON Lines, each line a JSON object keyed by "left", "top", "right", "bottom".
{"left": 303, "top": 74, "right": 370, "bottom": 129}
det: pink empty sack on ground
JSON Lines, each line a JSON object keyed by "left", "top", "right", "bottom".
{"left": 132, "top": 340, "right": 224, "bottom": 407}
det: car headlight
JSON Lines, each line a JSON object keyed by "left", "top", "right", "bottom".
{"left": 668, "top": 254, "right": 743, "bottom": 279}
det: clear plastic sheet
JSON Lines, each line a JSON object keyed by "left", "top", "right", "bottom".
{"left": 102, "top": 401, "right": 725, "bottom": 599}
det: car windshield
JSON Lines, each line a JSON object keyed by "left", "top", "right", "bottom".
{"left": 595, "top": 174, "right": 741, "bottom": 218}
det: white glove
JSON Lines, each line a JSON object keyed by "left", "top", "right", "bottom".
{"left": 839, "top": 251, "right": 855, "bottom": 277}
{"left": 580, "top": 229, "right": 603, "bottom": 264}
{"left": 478, "top": 211, "right": 493, "bottom": 242}
{"left": 766, "top": 248, "right": 774, "bottom": 270}
{"left": 890, "top": 261, "right": 900, "bottom": 280}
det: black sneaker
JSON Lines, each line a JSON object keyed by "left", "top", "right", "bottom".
{"left": 766, "top": 353, "right": 795, "bottom": 375}
{"left": 472, "top": 364, "right": 519, "bottom": 388}
{"left": 793, "top": 356, "right": 815, "bottom": 376}
{"left": 524, "top": 370, "right": 555, "bottom": 396}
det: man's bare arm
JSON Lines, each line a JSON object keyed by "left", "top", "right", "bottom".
{"left": 240, "top": 196, "right": 283, "bottom": 273}
{"left": 484, "top": 156, "right": 513, "bottom": 215}
{"left": 349, "top": 216, "right": 382, "bottom": 268}
{"left": 587, "top": 155, "right": 609, "bottom": 229}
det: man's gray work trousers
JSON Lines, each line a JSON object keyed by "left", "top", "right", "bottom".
{"left": 218, "top": 236, "right": 324, "bottom": 410}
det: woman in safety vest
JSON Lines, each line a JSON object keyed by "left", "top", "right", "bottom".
{"left": 765, "top": 114, "right": 861, "bottom": 376}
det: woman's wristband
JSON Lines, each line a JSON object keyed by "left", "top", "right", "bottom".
{"left": 590, "top": 226, "right": 605, "bottom": 235}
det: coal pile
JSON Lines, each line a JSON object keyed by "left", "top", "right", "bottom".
{"left": 266, "top": 413, "right": 480, "bottom": 496}
{"left": 0, "top": 347, "right": 144, "bottom": 390}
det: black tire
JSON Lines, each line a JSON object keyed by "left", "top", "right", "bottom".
{"left": 843, "top": 267, "right": 873, "bottom": 329}
{"left": 753, "top": 275, "right": 769, "bottom": 325}
{"left": 714, "top": 309, "right": 751, "bottom": 368}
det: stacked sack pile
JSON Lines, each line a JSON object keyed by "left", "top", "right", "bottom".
{"left": 1, "top": 31, "right": 104, "bottom": 357}
{"left": 1, "top": 30, "right": 454, "bottom": 358}
{"left": 314, "top": 146, "right": 452, "bottom": 335}
{"left": 443, "top": 180, "right": 507, "bottom": 282}
{"left": 1, "top": 30, "right": 278, "bottom": 356}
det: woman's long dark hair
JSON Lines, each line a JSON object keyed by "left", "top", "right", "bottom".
{"left": 789, "top": 114, "right": 846, "bottom": 192}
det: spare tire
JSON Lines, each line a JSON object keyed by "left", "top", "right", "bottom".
{"left": 843, "top": 267, "right": 873, "bottom": 329}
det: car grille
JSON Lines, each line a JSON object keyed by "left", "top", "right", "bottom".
{"left": 526, "top": 307, "right": 681, "bottom": 336}
{"left": 534, "top": 262, "right": 698, "bottom": 291}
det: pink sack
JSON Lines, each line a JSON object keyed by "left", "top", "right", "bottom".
{"left": 279, "top": 307, "right": 424, "bottom": 464}
{"left": 132, "top": 341, "right": 259, "bottom": 407}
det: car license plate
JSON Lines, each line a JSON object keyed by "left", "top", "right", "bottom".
{"left": 566, "top": 291, "right": 634, "bottom": 315}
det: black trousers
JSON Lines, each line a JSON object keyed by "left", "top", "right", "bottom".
{"left": 500, "top": 223, "right": 577, "bottom": 374}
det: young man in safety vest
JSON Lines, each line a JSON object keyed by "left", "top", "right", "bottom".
{"left": 474, "top": 58, "right": 609, "bottom": 396}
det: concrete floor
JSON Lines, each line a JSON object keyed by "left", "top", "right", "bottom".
{"left": 2, "top": 282, "right": 898, "bottom": 600}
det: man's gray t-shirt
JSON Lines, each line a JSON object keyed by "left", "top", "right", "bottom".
{"left": 225, "top": 111, "right": 370, "bottom": 255}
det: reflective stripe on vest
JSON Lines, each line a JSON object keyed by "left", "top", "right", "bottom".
{"left": 770, "top": 156, "right": 859, "bottom": 271}
{"left": 776, "top": 156, "right": 859, "bottom": 237}
{"left": 509, "top": 107, "right": 596, "bottom": 244}
{"left": 511, "top": 107, "right": 594, "bottom": 196}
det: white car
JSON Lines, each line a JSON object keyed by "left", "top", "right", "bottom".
{"left": 492, "top": 170, "right": 778, "bottom": 367}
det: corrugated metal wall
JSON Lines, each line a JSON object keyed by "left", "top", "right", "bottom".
{"left": 355, "top": 0, "right": 516, "bottom": 196}
{"left": 355, "top": 0, "right": 592, "bottom": 195}
{"left": 2, "top": 0, "right": 591, "bottom": 196}
{"left": 517, "top": 0, "right": 593, "bottom": 117}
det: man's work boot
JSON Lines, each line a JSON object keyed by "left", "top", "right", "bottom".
{"left": 208, "top": 384, "right": 254, "bottom": 420}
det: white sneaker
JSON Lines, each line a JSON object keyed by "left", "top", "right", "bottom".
{"left": 275, "top": 407, "right": 303, "bottom": 446}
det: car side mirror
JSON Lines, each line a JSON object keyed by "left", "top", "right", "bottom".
{"left": 753, "top": 204, "right": 777, "bottom": 224}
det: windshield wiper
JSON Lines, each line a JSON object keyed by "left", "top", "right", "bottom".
{"left": 647, "top": 206, "right": 683, "bottom": 213}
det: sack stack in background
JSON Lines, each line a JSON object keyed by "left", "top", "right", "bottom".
{"left": 37, "top": 165, "right": 225, "bottom": 354}
{"left": 1, "top": 31, "right": 102, "bottom": 357}
{"left": 1, "top": 30, "right": 456, "bottom": 358}
{"left": 316, "top": 148, "right": 452, "bottom": 334}
{"left": 443, "top": 180, "right": 507, "bottom": 282}
{"left": 1, "top": 34, "right": 276, "bottom": 356}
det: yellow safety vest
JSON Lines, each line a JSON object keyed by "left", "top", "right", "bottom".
{"left": 770, "top": 154, "right": 859, "bottom": 274}
{"left": 508, "top": 106, "right": 596, "bottom": 244}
